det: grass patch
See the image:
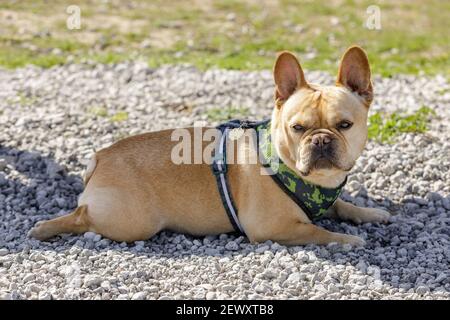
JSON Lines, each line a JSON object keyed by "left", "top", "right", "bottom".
{"left": 368, "top": 106, "right": 435, "bottom": 143}
{"left": 110, "top": 111, "right": 129, "bottom": 122}
{"left": 17, "top": 92, "right": 37, "bottom": 106}
{"left": 90, "top": 107, "right": 129, "bottom": 122}
{"left": 206, "top": 106, "right": 250, "bottom": 121}
{"left": 5, "top": 91, "right": 37, "bottom": 106}
{"left": 0, "top": 48, "right": 67, "bottom": 69}
{"left": 88, "top": 106, "right": 108, "bottom": 117}
{"left": 0, "top": 0, "right": 448, "bottom": 75}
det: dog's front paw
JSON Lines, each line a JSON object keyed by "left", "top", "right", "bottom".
{"left": 338, "top": 234, "right": 366, "bottom": 246}
{"left": 343, "top": 207, "right": 391, "bottom": 224}
{"left": 360, "top": 208, "right": 391, "bottom": 224}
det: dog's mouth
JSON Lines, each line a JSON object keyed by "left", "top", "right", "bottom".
{"left": 313, "top": 156, "right": 334, "bottom": 170}
{"left": 297, "top": 152, "right": 343, "bottom": 176}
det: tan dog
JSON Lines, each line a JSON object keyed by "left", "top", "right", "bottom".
{"left": 29, "top": 46, "right": 390, "bottom": 246}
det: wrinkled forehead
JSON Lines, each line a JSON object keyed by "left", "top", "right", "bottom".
{"left": 282, "top": 85, "right": 367, "bottom": 125}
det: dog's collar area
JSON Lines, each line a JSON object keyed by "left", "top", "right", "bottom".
{"left": 256, "top": 120, "right": 346, "bottom": 220}
{"left": 211, "top": 119, "right": 346, "bottom": 237}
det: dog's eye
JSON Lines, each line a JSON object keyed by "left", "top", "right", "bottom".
{"left": 337, "top": 121, "right": 353, "bottom": 130}
{"left": 292, "top": 124, "right": 305, "bottom": 132}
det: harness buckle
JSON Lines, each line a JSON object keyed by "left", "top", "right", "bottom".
{"left": 212, "top": 155, "right": 227, "bottom": 176}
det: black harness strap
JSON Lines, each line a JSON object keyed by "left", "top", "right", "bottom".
{"left": 211, "top": 124, "right": 245, "bottom": 235}
{"left": 211, "top": 120, "right": 266, "bottom": 236}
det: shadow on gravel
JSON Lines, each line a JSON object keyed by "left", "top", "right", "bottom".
{"left": 1, "top": 145, "right": 449, "bottom": 294}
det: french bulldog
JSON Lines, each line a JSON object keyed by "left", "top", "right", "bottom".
{"left": 29, "top": 46, "right": 390, "bottom": 246}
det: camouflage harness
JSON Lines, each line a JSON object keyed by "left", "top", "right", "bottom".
{"left": 212, "top": 119, "right": 346, "bottom": 236}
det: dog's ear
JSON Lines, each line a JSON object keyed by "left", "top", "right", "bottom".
{"left": 336, "top": 46, "right": 373, "bottom": 105}
{"left": 274, "top": 51, "right": 309, "bottom": 107}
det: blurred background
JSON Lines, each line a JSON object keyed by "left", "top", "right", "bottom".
{"left": 0, "top": 0, "right": 448, "bottom": 77}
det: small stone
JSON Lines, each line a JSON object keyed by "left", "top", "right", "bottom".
{"left": 134, "top": 240, "right": 145, "bottom": 247}
{"left": 222, "top": 284, "right": 236, "bottom": 291}
{"left": 442, "top": 198, "right": 450, "bottom": 210}
{"left": 286, "top": 272, "right": 301, "bottom": 284}
{"left": 38, "top": 291, "right": 52, "bottom": 300}
{"left": 397, "top": 248, "right": 408, "bottom": 257}
{"left": 0, "top": 291, "right": 12, "bottom": 300}
{"left": 147, "top": 286, "right": 159, "bottom": 293}
{"left": 206, "top": 292, "right": 216, "bottom": 300}
{"left": 356, "top": 260, "right": 368, "bottom": 273}
{"left": 382, "top": 165, "right": 395, "bottom": 175}
{"left": 342, "top": 244, "right": 352, "bottom": 252}
{"left": 83, "top": 275, "right": 102, "bottom": 288}
{"left": 434, "top": 274, "right": 447, "bottom": 283}
{"left": 205, "top": 248, "right": 220, "bottom": 255}
{"left": 0, "top": 248, "right": 9, "bottom": 256}
{"left": 83, "top": 232, "right": 97, "bottom": 240}
{"left": 347, "top": 180, "right": 361, "bottom": 192}
{"left": 225, "top": 241, "right": 239, "bottom": 251}
{"left": 249, "top": 293, "right": 263, "bottom": 299}
{"left": 262, "top": 269, "right": 278, "bottom": 279}
{"left": 426, "top": 192, "right": 441, "bottom": 202}
{"left": 131, "top": 292, "right": 147, "bottom": 300}
{"left": 414, "top": 197, "right": 428, "bottom": 206}
{"left": 416, "top": 286, "right": 430, "bottom": 295}
{"left": 0, "top": 159, "right": 6, "bottom": 171}
{"left": 255, "top": 284, "right": 269, "bottom": 294}
{"left": 23, "top": 274, "right": 35, "bottom": 283}
{"left": 219, "top": 234, "right": 228, "bottom": 240}
{"left": 55, "top": 198, "right": 67, "bottom": 208}
{"left": 271, "top": 242, "right": 285, "bottom": 251}
{"left": 46, "top": 162, "right": 65, "bottom": 178}
{"left": 391, "top": 171, "right": 405, "bottom": 183}
{"left": 9, "top": 283, "right": 18, "bottom": 291}
{"left": 255, "top": 245, "right": 270, "bottom": 254}
{"left": 0, "top": 173, "right": 6, "bottom": 186}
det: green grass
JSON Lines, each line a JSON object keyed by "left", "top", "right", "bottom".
{"left": 368, "top": 106, "right": 436, "bottom": 143}
{"left": 88, "top": 106, "right": 108, "bottom": 117}
{"left": 5, "top": 91, "right": 37, "bottom": 106}
{"left": 0, "top": 48, "right": 67, "bottom": 69}
{"left": 17, "top": 92, "right": 37, "bottom": 106}
{"left": 0, "top": 0, "right": 448, "bottom": 76}
{"left": 88, "top": 107, "right": 129, "bottom": 122}
{"left": 206, "top": 106, "right": 249, "bottom": 121}
{"left": 109, "top": 111, "right": 129, "bottom": 122}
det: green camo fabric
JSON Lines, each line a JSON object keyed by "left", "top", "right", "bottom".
{"left": 256, "top": 121, "right": 345, "bottom": 219}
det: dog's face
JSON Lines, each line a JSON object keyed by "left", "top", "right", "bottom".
{"left": 271, "top": 46, "right": 373, "bottom": 187}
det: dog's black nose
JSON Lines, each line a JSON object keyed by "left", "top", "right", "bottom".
{"left": 312, "top": 133, "right": 332, "bottom": 147}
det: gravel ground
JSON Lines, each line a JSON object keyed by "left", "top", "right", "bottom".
{"left": 0, "top": 62, "right": 449, "bottom": 300}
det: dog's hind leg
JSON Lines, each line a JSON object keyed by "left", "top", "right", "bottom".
{"left": 28, "top": 205, "right": 90, "bottom": 241}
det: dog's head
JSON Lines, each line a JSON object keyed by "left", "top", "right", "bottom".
{"left": 271, "top": 46, "right": 373, "bottom": 188}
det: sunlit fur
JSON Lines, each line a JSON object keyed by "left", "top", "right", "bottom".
{"left": 271, "top": 84, "right": 369, "bottom": 188}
